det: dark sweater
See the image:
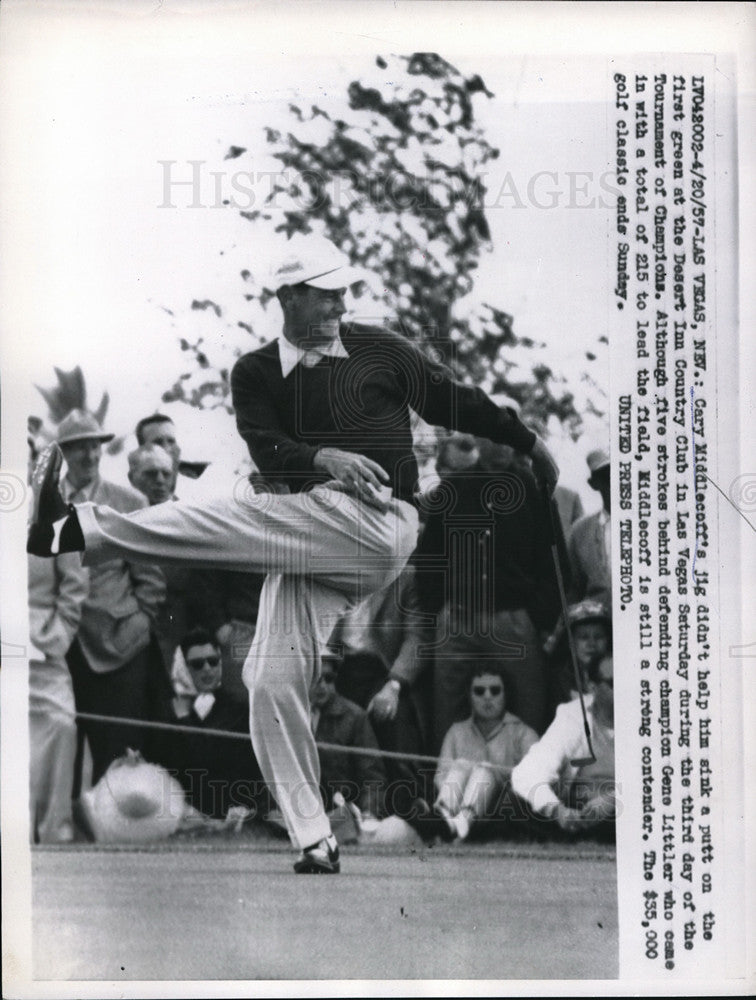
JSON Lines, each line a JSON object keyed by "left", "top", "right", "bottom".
{"left": 415, "top": 464, "right": 562, "bottom": 632}
{"left": 231, "top": 323, "right": 536, "bottom": 504}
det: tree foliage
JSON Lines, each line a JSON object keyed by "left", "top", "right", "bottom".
{"left": 163, "top": 53, "right": 592, "bottom": 438}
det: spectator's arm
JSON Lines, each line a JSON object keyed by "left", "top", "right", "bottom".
{"left": 30, "top": 553, "right": 89, "bottom": 659}
{"left": 54, "top": 553, "right": 89, "bottom": 650}
{"left": 511, "top": 704, "right": 584, "bottom": 815}
{"left": 389, "top": 570, "right": 431, "bottom": 688}
{"left": 129, "top": 561, "right": 166, "bottom": 623}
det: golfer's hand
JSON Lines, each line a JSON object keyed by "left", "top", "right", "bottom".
{"left": 368, "top": 681, "right": 400, "bottom": 722}
{"left": 553, "top": 802, "right": 594, "bottom": 833}
{"left": 314, "top": 447, "right": 391, "bottom": 511}
{"left": 530, "top": 436, "right": 559, "bottom": 495}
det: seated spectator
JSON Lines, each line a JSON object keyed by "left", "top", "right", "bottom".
{"left": 149, "top": 627, "right": 263, "bottom": 820}
{"left": 545, "top": 599, "right": 612, "bottom": 711}
{"left": 511, "top": 654, "right": 615, "bottom": 835}
{"left": 309, "top": 654, "right": 387, "bottom": 822}
{"left": 410, "top": 667, "right": 538, "bottom": 842}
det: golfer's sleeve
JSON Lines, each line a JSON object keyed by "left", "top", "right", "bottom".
{"left": 231, "top": 355, "right": 319, "bottom": 479}
{"left": 511, "top": 704, "right": 581, "bottom": 814}
{"left": 385, "top": 330, "right": 537, "bottom": 453}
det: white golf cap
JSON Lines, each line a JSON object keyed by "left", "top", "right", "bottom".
{"left": 271, "top": 234, "right": 371, "bottom": 291}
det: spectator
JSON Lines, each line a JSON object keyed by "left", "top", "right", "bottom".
{"left": 58, "top": 410, "right": 166, "bottom": 786}
{"left": 128, "top": 441, "right": 207, "bottom": 698}
{"left": 134, "top": 414, "right": 181, "bottom": 493}
{"left": 546, "top": 599, "right": 612, "bottom": 711}
{"left": 309, "top": 654, "right": 387, "bottom": 821}
{"left": 149, "top": 627, "right": 263, "bottom": 820}
{"left": 128, "top": 444, "right": 175, "bottom": 506}
{"left": 567, "top": 448, "right": 611, "bottom": 607}
{"left": 132, "top": 416, "right": 260, "bottom": 705}
{"left": 191, "top": 569, "right": 266, "bottom": 706}
{"left": 416, "top": 432, "right": 563, "bottom": 744}
{"left": 553, "top": 484, "right": 584, "bottom": 539}
{"left": 512, "top": 654, "right": 616, "bottom": 835}
{"left": 135, "top": 413, "right": 209, "bottom": 489}
{"left": 411, "top": 667, "right": 538, "bottom": 843}
{"left": 28, "top": 547, "right": 88, "bottom": 842}
{"left": 331, "top": 564, "right": 433, "bottom": 809}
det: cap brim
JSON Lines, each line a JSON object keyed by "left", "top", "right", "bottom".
{"left": 304, "top": 264, "right": 371, "bottom": 290}
{"left": 58, "top": 432, "right": 115, "bottom": 446}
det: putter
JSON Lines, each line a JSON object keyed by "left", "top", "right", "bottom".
{"left": 541, "top": 486, "right": 596, "bottom": 767}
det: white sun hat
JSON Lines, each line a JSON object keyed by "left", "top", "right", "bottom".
{"left": 77, "top": 750, "right": 187, "bottom": 843}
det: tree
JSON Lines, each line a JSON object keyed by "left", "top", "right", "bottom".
{"left": 161, "top": 53, "right": 600, "bottom": 440}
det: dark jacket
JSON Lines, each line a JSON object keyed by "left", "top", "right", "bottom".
{"left": 315, "top": 692, "right": 387, "bottom": 817}
{"left": 150, "top": 691, "right": 263, "bottom": 819}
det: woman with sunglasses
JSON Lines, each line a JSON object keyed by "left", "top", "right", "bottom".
{"left": 413, "top": 666, "right": 539, "bottom": 842}
{"left": 148, "top": 626, "right": 264, "bottom": 821}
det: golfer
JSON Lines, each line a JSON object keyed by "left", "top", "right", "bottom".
{"left": 29, "top": 235, "right": 559, "bottom": 873}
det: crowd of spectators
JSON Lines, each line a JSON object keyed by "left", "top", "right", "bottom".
{"left": 27, "top": 405, "right": 615, "bottom": 846}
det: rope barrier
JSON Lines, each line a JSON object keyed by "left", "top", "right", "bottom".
{"left": 73, "top": 709, "right": 513, "bottom": 773}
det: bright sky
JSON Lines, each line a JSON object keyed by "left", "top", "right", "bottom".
{"left": 2, "top": 2, "right": 618, "bottom": 505}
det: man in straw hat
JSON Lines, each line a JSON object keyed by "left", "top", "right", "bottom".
{"left": 55, "top": 409, "right": 166, "bottom": 789}
{"left": 29, "top": 234, "right": 559, "bottom": 874}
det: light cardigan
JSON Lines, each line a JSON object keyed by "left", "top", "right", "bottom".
{"left": 435, "top": 712, "right": 539, "bottom": 789}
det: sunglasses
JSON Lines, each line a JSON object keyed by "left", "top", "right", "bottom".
{"left": 318, "top": 673, "right": 337, "bottom": 684}
{"left": 472, "top": 684, "right": 503, "bottom": 697}
{"left": 187, "top": 655, "right": 221, "bottom": 670}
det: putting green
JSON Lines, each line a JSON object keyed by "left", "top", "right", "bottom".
{"left": 32, "top": 842, "right": 618, "bottom": 982}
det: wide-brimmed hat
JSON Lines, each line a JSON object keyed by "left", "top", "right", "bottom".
{"left": 56, "top": 409, "right": 115, "bottom": 446}
{"left": 271, "top": 235, "right": 371, "bottom": 291}
{"left": 77, "top": 750, "right": 186, "bottom": 843}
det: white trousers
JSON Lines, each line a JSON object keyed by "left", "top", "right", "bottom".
{"left": 77, "top": 485, "right": 418, "bottom": 848}
{"left": 29, "top": 658, "right": 77, "bottom": 843}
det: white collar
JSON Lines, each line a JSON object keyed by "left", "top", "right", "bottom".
{"left": 277, "top": 333, "right": 349, "bottom": 378}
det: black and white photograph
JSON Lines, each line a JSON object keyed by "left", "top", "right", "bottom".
{"left": 1, "top": 2, "right": 753, "bottom": 996}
